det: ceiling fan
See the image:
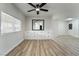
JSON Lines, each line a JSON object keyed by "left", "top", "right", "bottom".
{"left": 27, "top": 3, "right": 48, "bottom": 15}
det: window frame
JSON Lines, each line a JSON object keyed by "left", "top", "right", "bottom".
{"left": 32, "top": 19, "right": 44, "bottom": 31}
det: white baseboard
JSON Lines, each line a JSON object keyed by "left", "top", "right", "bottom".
{"left": 71, "top": 35, "right": 79, "bottom": 38}
{"left": 4, "top": 39, "right": 24, "bottom": 56}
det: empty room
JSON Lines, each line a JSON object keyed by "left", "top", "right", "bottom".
{"left": 0, "top": 3, "right": 79, "bottom": 56}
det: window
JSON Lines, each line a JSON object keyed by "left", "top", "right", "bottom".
{"left": 1, "top": 12, "right": 21, "bottom": 34}
{"left": 32, "top": 19, "right": 44, "bottom": 31}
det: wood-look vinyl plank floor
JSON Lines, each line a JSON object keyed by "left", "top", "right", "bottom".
{"left": 7, "top": 36, "right": 79, "bottom": 56}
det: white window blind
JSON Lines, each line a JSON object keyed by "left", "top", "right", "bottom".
{"left": 1, "top": 12, "right": 21, "bottom": 34}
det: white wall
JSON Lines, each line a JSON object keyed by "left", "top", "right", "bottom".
{"left": 51, "top": 20, "right": 67, "bottom": 38}
{"left": 67, "top": 19, "right": 79, "bottom": 38}
{"left": 0, "top": 3, "right": 25, "bottom": 55}
{"left": 25, "top": 16, "right": 53, "bottom": 39}
{"left": 25, "top": 16, "right": 67, "bottom": 39}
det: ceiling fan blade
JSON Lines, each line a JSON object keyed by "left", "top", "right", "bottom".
{"left": 40, "top": 9, "right": 48, "bottom": 12}
{"left": 39, "top": 3, "right": 46, "bottom": 8}
{"left": 28, "top": 3, "right": 36, "bottom": 8}
{"left": 36, "top": 4, "right": 39, "bottom": 8}
{"left": 37, "top": 11, "right": 39, "bottom": 15}
{"left": 28, "top": 9, "right": 35, "bottom": 12}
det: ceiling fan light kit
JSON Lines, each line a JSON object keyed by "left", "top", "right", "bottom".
{"left": 28, "top": 3, "right": 48, "bottom": 15}
{"left": 36, "top": 8, "right": 40, "bottom": 11}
